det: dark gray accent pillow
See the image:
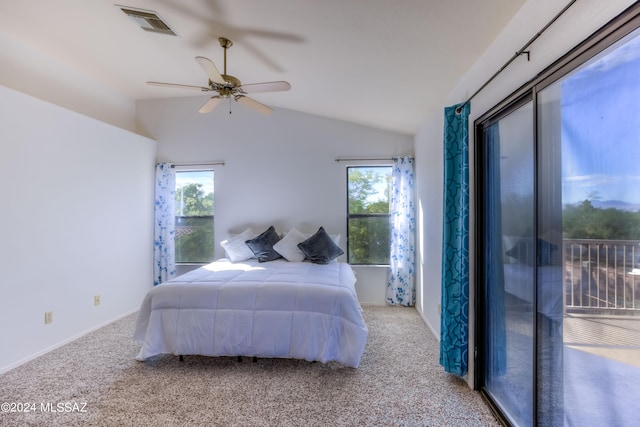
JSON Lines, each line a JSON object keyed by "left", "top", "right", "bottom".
{"left": 297, "top": 227, "right": 344, "bottom": 264}
{"left": 245, "top": 226, "right": 282, "bottom": 262}
{"left": 505, "top": 237, "right": 558, "bottom": 266}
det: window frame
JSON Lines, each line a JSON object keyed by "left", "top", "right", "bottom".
{"left": 346, "top": 165, "right": 393, "bottom": 266}
{"left": 174, "top": 167, "right": 215, "bottom": 266}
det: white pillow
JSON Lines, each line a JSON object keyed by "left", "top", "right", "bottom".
{"left": 273, "top": 228, "right": 308, "bottom": 262}
{"left": 220, "top": 228, "right": 256, "bottom": 262}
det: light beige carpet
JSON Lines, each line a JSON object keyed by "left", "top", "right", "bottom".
{"left": 0, "top": 305, "right": 498, "bottom": 426}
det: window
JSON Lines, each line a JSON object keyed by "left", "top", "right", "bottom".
{"left": 347, "top": 166, "right": 392, "bottom": 265}
{"left": 174, "top": 170, "right": 214, "bottom": 264}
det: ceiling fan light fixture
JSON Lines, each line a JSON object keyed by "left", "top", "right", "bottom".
{"left": 218, "top": 87, "right": 234, "bottom": 99}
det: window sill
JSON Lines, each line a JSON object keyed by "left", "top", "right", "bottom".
{"left": 350, "top": 264, "right": 389, "bottom": 268}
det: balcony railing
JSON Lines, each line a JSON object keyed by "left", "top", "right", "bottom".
{"left": 564, "top": 239, "right": 640, "bottom": 313}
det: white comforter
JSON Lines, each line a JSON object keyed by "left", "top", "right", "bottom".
{"left": 134, "top": 259, "right": 368, "bottom": 367}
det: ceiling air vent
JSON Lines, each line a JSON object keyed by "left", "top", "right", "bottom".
{"left": 118, "top": 6, "right": 178, "bottom": 36}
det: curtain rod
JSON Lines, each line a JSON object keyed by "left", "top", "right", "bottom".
{"left": 335, "top": 156, "right": 404, "bottom": 162}
{"left": 457, "top": 0, "right": 578, "bottom": 113}
{"left": 170, "top": 161, "right": 225, "bottom": 167}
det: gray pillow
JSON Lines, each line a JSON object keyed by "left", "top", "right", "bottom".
{"left": 505, "top": 237, "right": 557, "bottom": 266}
{"left": 297, "top": 227, "right": 344, "bottom": 264}
{"left": 245, "top": 226, "right": 282, "bottom": 262}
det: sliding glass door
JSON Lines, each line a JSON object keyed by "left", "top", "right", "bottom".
{"left": 537, "top": 28, "right": 640, "bottom": 426}
{"left": 477, "top": 13, "right": 640, "bottom": 426}
{"left": 479, "top": 99, "right": 536, "bottom": 426}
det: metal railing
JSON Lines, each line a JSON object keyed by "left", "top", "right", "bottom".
{"left": 564, "top": 239, "right": 640, "bottom": 313}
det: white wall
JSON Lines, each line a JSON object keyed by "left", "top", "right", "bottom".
{"left": 0, "top": 86, "right": 156, "bottom": 373}
{"left": 414, "top": 0, "right": 638, "bottom": 384}
{"left": 414, "top": 110, "right": 444, "bottom": 339}
{"left": 0, "top": 30, "right": 137, "bottom": 134}
{"left": 136, "top": 96, "right": 413, "bottom": 304}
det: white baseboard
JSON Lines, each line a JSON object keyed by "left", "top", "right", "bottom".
{"left": 419, "top": 309, "right": 440, "bottom": 341}
{"left": 0, "top": 309, "right": 138, "bottom": 374}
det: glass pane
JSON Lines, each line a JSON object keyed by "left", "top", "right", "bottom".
{"left": 175, "top": 171, "right": 214, "bottom": 217}
{"left": 347, "top": 166, "right": 391, "bottom": 264}
{"left": 347, "top": 167, "right": 391, "bottom": 214}
{"left": 348, "top": 216, "right": 390, "bottom": 264}
{"left": 483, "top": 101, "right": 534, "bottom": 426}
{"left": 538, "top": 29, "right": 640, "bottom": 426}
{"left": 175, "top": 216, "right": 214, "bottom": 263}
{"left": 175, "top": 171, "right": 214, "bottom": 263}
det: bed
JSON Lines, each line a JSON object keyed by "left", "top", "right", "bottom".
{"left": 134, "top": 227, "right": 368, "bottom": 368}
{"left": 503, "top": 264, "right": 564, "bottom": 321}
{"left": 503, "top": 235, "right": 564, "bottom": 321}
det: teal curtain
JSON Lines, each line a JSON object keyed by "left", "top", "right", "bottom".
{"left": 440, "top": 102, "right": 470, "bottom": 376}
{"left": 484, "top": 123, "right": 507, "bottom": 376}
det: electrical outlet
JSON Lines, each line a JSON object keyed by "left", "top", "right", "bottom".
{"left": 44, "top": 311, "right": 53, "bottom": 324}
{"left": 94, "top": 295, "right": 101, "bottom": 306}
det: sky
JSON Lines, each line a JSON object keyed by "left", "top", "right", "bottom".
{"left": 561, "top": 31, "right": 640, "bottom": 206}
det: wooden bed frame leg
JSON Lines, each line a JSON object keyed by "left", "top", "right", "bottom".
{"left": 237, "top": 356, "right": 242, "bottom": 362}
{"left": 179, "top": 355, "right": 184, "bottom": 362}
{"left": 253, "top": 356, "right": 258, "bottom": 363}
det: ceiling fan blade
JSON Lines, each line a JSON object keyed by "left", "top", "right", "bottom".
{"left": 239, "top": 81, "right": 291, "bottom": 94}
{"left": 147, "top": 81, "right": 210, "bottom": 91}
{"left": 198, "top": 96, "right": 224, "bottom": 113}
{"left": 195, "top": 56, "right": 226, "bottom": 85}
{"left": 235, "top": 95, "right": 273, "bottom": 115}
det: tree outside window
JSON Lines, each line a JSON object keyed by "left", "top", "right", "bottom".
{"left": 175, "top": 171, "right": 214, "bottom": 263}
{"left": 347, "top": 166, "right": 392, "bottom": 265}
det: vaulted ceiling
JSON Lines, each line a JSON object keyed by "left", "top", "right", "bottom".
{"left": 0, "top": 0, "right": 526, "bottom": 134}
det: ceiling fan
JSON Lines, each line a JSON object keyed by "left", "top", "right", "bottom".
{"left": 147, "top": 37, "right": 291, "bottom": 114}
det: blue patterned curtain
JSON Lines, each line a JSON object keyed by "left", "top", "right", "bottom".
{"left": 386, "top": 156, "right": 416, "bottom": 306}
{"left": 440, "top": 102, "right": 470, "bottom": 376}
{"left": 154, "top": 163, "right": 176, "bottom": 286}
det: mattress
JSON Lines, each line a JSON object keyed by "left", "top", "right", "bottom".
{"left": 133, "top": 258, "right": 368, "bottom": 367}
